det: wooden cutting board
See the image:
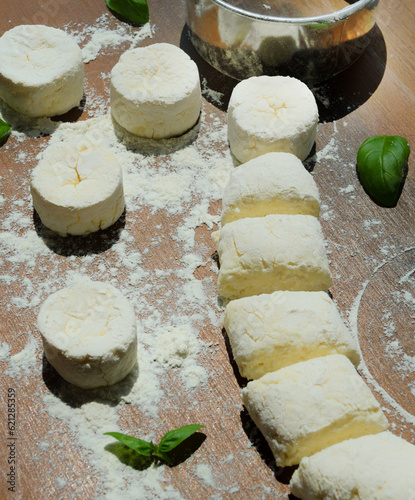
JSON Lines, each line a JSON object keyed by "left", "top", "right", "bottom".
{"left": 0, "top": 0, "right": 414, "bottom": 498}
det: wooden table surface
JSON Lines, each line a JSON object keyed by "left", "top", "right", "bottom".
{"left": 1, "top": 0, "right": 414, "bottom": 498}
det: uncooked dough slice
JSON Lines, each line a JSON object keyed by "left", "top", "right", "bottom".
{"left": 0, "top": 25, "right": 84, "bottom": 117}
{"left": 242, "top": 354, "right": 389, "bottom": 467}
{"left": 221, "top": 152, "right": 320, "bottom": 226}
{"left": 30, "top": 140, "right": 125, "bottom": 237}
{"left": 38, "top": 281, "right": 137, "bottom": 389}
{"left": 110, "top": 43, "right": 202, "bottom": 138}
{"left": 217, "top": 214, "right": 332, "bottom": 300}
{"left": 224, "top": 290, "right": 360, "bottom": 379}
{"left": 227, "top": 75, "right": 318, "bottom": 163}
{"left": 290, "top": 432, "right": 415, "bottom": 500}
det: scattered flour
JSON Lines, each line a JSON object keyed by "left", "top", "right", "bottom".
{"left": 66, "top": 13, "right": 153, "bottom": 63}
{"left": 55, "top": 477, "right": 67, "bottom": 490}
{"left": 0, "top": 24, "right": 238, "bottom": 494}
{"left": 0, "top": 11, "right": 414, "bottom": 499}
{"left": 316, "top": 136, "right": 341, "bottom": 163}
{"left": 194, "top": 463, "right": 216, "bottom": 488}
{"left": 339, "top": 184, "right": 355, "bottom": 194}
{"left": 4, "top": 334, "right": 40, "bottom": 379}
{"left": 0, "top": 340, "right": 10, "bottom": 360}
{"left": 201, "top": 77, "right": 224, "bottom": 106}
{"left": 348, "top": 250, "right": 415, "bottom": 429}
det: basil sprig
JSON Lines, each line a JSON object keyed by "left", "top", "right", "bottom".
{"left": 104, "top": 424, "right": 205, "bottom": 464}
{"left": 357, "top": 135, "right": 410, "bottom": 207}
{"left": 105, "top": 0, "right": 149, "bottom": 24}
{"left": 0, "top": 118, "right": 11, "bottom": 146}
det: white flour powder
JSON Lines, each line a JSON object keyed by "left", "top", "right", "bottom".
{"left": 66, "top": 13, "right": 153, "bottom": 63}
{"left": 0, "top": 10, "right": 414, "bottom": 499}
{"left": 0, "top": 13, "right": 241, "bottom": 493}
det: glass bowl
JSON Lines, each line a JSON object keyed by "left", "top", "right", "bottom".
{"left": 186, "top": 0, "right": 379, "bottom": 83}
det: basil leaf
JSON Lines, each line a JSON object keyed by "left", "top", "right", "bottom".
{"left": 158, "top": 424, "right": 205, "bottom": 453}
{"left": 105, "top": 0, "right": 149, "bottom": 24}
{"left": 152, "top": 449, "right": 173, "bottom": 464}
{"left": 357, "top": 135, "right": 410, "bottom": 207}
{"left": 0, "top": 118, "right": 11, "bottom": 145}
{"left": 104, "top": 432, "right": 155, "bottom": 457}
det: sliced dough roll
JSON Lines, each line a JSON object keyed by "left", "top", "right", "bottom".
{"left": 290, "top": 432, "right": 415, "bottom": 500}
{"left": 242, "top": 354, "right": 389, "bottom": 467}
{"left": 224, "top": 291, "right": 360, "bottom": 379}
{"left": 221, "top": 152, "right": 320, "bottom": 226}
{"left": 217, "top": 214, "right": 332, "bottom": 300}
{"left": 30, "top": 140, "right": 125, "bottom": 237}
{"left": 227, "top": 75, "right": 318, "bottom": 163}
{"left": 111, "top": 43, "right": 202, "bottom": 139}
{"left": 38, "top": 282, "right": 137, "bottom": 389}
{"left": 0, "top": 25, "right": 84, "bottom": 117}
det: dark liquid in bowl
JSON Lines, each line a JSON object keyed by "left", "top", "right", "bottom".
{"left": 220, "top": 0, "right": 357, "bottom": 17}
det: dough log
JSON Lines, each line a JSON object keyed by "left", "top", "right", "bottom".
{"left": 290, "top": 432, "right": 415, "bottom": 500}
{"left": 221, "top": 152, "right": 320, "bottom": 226}
{"left": 217, "top": 214, "right": 332, "bottom": 300}
{"left": 224, "top": 290, "right": 360, "bottom": 379}
{"left": 242, "top": 354, "right": 389, "bottom": 466}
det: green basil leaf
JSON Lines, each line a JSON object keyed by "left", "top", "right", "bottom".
{"left": 0, "top": 118, "right": 11, "bottom": 145}
{"left": 105, "top": 0, "right": 149, "bottom": 24}
{"left": 152, "top": 449, "right": 173, "bottom": 464}
{"left": 158, "top": 424, "right": 205, "bottom": 453}
{"left": 104, "top": 432, "right": 155, "bottom": 457}
{"left": 357, "top": 135, "right": 410, "bottom": 207}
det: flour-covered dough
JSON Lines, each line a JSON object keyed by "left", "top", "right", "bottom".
{"left": 242, "top": 354, "right": 388, "bottom": 466}
{"left": 30, "top": 140, "right": 125, "bottom": 237}
{"left": 290, "top": 432, "right": 415, "bottom": 500}
{"left": 221, "top": 152, "right": 320, "bottom": 226}
{"left": 224, "top": 291, "right": 360, "bottom": 379}
{"left": 0, "top": 25, "right": 84, "bottom": 117}
{"left": 111, "top": 43, "right": 201, "bottom": 138}
{"left": 217, "top": 214, "right": 332, "bottom": 300}
{"left": 38, "top": 282, "right": 137, "bottom": 389}
{"left": 227, "top": 75, "right": 318, "bottom": 163}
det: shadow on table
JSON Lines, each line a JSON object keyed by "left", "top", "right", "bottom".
{"left": 50, "top": 94, "right": 86, "bottom": 124}
{"left": 240, "top": 408, "right": 298, "bottom": 484}
{"left": 313, "top": 23, "right": 387, "bottom": 122}
{"left": 222, "top": 324, "right": 298, "bottom": 483}
{"left": 0, "top": 95, "right": 85, "bottom": 139}
{"left": 33, "top": 208, "right": 126, "bottom": 257}
{"left": 111, "top": 113, "right": 201, "bottom": 156}
{"left": 105, "top": 442, "right": 154, "bottom": 471}
{"left": 179, "top": 23, "right": 387, "bottom": 123}
{"left": 221, "top": 327, "right": 249, "bottom": 389}
{"left": 42, "top": 354, "right": 139, "bottom": 407}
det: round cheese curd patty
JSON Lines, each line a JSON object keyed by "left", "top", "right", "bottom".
{"left": 227, "top": 75, "right": 318, "bottom": 163}
{"left": 30, "top": 140, "right": 125, "bottom": 237}
{"left": 110, "top": 43, "right": 202, "bottom": 139}
{"left": 38, "top": 282, "right": 137, "bottom": 389}
{"left": 0, "top": 25, "right": 84, "bottom": 117}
